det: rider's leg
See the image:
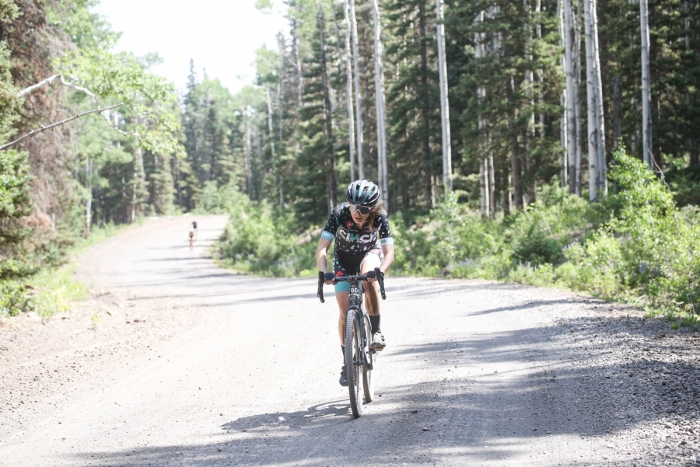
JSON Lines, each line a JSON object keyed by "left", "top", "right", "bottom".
{"left": 360, "top": 253, "right": 381, "bottom": 317}
{"left": 335, "top": 288, "right": 350, "bottom": 387}
{"left": 360, "top": 252, "right": 385, "bottom": 350}
{"left": 335, "top": 290, "right": 349, "bottom": 346}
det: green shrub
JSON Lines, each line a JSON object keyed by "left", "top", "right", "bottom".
{"left": 218, "top": 198, "right": 318, "bottom": 277}
{"left": 217, "top": 147, "right": 700, "bottom": 328}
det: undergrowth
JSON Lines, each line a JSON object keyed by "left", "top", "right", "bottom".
{"left": 217, "top": 148, "right": 700, "bottom": 330}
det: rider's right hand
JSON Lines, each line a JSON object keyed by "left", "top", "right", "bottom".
{"left": 323, "top": 272, "right": 336, "bottom": 284}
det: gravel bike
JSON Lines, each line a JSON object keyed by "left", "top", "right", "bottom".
{"left": 317, "top": 269, "right": 386, "bottom": 418}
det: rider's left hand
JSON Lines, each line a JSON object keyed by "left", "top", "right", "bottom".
{"left": 366, "top": 269, "right": 377, "bottom": 283}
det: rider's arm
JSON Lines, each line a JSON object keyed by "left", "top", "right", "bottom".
{"left": 316, "top": 237, "right": 333, "bottom": 274}
{"left": 317, "top": 209, "right": 339, "bottom": 279}
{"left": 379, "top": 243, "right": 394, "bottom": 274}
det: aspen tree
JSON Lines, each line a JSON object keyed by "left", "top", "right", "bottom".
{"left": 584, "top": 0, "right": 606, "bottom": 200}
{"left": 343, "top": 0, "right": 357, "bottom": 182}
{"left": 436, "top": 0, "right": 452, "bottom": 192}
{"left": 348, "top": 0, "right": 364, "bottom": 179}
{"left": 563, "top": 0, "right": 583, "bottom": 195}
{"left": 640, "top": 0, "right": 653, "bottom": 169}
{"left": 371, "top": 0, "right": 389, "bottom": 208}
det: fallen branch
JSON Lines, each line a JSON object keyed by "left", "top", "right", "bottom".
{"left": 0, "top": 103, "right": 124, "bottom": 151}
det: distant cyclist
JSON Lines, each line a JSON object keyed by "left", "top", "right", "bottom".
{"left": 315, "top": 180, "right": 395, "bottom": 386}
{"left": 189, "top": 221, "right": 198, "bottom": 248}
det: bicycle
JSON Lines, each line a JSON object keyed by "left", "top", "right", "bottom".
{"left": 317, "top": 269, "right": 386, "bottom": 418}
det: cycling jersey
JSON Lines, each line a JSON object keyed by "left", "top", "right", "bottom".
{"left": 321, "top": 203, "right": 393, "bottom": 256}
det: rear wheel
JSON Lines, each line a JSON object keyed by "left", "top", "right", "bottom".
{"left": 363, "top": 313, "right": 375, "bottom": 403}
{"left": 344, "top": 308, "right": 363, "bottom": 418}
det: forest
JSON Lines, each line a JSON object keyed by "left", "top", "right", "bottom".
{"left": 1, "top": 0, "right": 699, "bottom": 325}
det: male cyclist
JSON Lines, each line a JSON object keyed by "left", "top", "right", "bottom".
{"left": 315, "top": 180, "right": 395, "bottom": 386}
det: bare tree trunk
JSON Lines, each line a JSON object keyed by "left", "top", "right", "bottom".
{"left": 131, "top": 146, "right": 145, "bottom": 223}
{"left": 684, "top": 1, "right": 698, "bottom": 167}
{"left": 479, "top": 159, "right": 487, "bottom": 215}
{"left": 563, "top": 0, "right": 584, "bottom": 194}
{"left": 488, "top": 154, "right": 496, "bottom": 217}
{"left": 419, "top": 0, "right": 432, "bottom": 203}
{"left": 276, "top": 33, "right": 286, "bottom": 148}
{"left": 86, "top": 157, "right": 92, "bottom": 234}
{"left": 592, "top": 0, "right": 607, "bottom": 194}
{"left": 436, "top": 0, "right": 452, "bottom": 193}
{"left": 290, "top": 10, "right": 303, "bottom": 108}
{"left": 536, "top": 0, "right": 545, "bottom": 145}
{"left": 343, "top": 0, "right": 357, "bottom": 182}
{"left": 349, "top": 0, "right": 364, "bottom": 180}
{"left": 476, "top": 10, "right": 489, "bottom": 212}
{"left": 559, "top": 0, "right": 569, "bottom": 188}
{"left": 524, "top": 0, "right": 536, "bottom": 205}
{"left": 584, "top": 0, "right": 606, "bottom": 200}
{"left": 507, "top": 74, "right": 524, "bottom": 210}
{"left": 640, "top": 0, "right": 653, "bottom": 169}
{"left": 245, "top": 107, "right": 252, "bottom": 198}
{"left": 613, "top": 75, "right": 622, "bottom": 147}
{"left": 266, "top": 87, "right": 276, "bottom": 164}
{"left": 557, "top": 0, "right": 569, "bottom": 188}
{"left": 318, "top": 4, "right": 337, "bottom": 211}
{"left": 371, "top": 0, "right": 389, "bottom": 209}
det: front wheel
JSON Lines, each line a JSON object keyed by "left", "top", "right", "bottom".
{"left": 345, "top": 308, "right": 363, "bottom": 418}
{"left": 363, "top": 313, "right": 375, "bottom": 403}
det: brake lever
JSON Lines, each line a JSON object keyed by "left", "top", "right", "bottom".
{"left": 375, "top": 268, "right": 386, "bottom": 300}
{"left": 317, "top": 272, "right": 325, "bottom": 303}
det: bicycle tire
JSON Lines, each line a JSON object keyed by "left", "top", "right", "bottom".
{"left": 345, "top": 308, "right": 363, "bottom": 418}
{"left": 362, "top": 313, "right": 375, "bottom": 403}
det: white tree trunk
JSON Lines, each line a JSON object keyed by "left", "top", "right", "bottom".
{"left": 245, "top": 106, "right": 253, "bottom": 197}
{"left": 476, "top": 11, "right": 488, "bottom": 212}
{"left": 564, "top": 0, "right": 582, "bottom": 195}
{"left": 349, "top": 0, "right": 364, "bottom": 180}
{"left": 536, "top": 0, "right": 545, "bottom": 142}
{"left": 525, "top": 0, "right": 536, "bottom": 204}
{"left": 266, "top": 87, "right": 276, "bottom": 163}
{"left": 479, "top": 159, "right": 487, "bottom": 214}
{"left": 558, "top": 0, "right": 568, "bottom": 188}
{"left": 584, "top": 0, "right": 606, "bottom": 200}
{"left": 291, "top": 20, "right": 303, "bottom": 108}
{"left": 86, "top": 157, "right": 92, "bottom": 234}
{"left": 640, "top": 0, "right": 653, "bottom": 169}
{"left": 371, "top": 0, "right": 389, "bottom": 209}
{"left": 488, "top": 153, "right": 495, "bottom": 217}
{"left": 592, "top": 0, "right": 607, "bottom": 195}
{"left": 436, "top": 0, "right": 452, "bottom": 192}
{"left": 343, "top": 0, "right": 357, "bottom": 182}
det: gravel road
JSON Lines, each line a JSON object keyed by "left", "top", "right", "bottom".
{"left": 1, "top": 215, "right": 699, "bottom": 466}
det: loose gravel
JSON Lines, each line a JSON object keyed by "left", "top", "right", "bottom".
{"left": 0, "top": 215, "right": 698, "bottom": 466}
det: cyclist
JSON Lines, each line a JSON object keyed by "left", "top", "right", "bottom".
{"left": 315, "top": 180, "right": 395, "bottom": 386}
{"left": 188, "top": 221, "right": 197, "bottom": 248}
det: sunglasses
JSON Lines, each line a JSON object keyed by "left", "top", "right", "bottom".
{"left": 350, "top": 204, "right": 372, "bottom": 215}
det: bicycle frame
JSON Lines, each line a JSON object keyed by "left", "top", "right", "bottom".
{"left": 317, "top": 273, "right": 386, "bottom": 370}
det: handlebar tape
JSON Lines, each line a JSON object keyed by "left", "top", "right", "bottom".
{"left": 317, "top": 271, "right": 325, "bottom": 303}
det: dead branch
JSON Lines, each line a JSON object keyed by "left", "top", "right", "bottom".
{"left": 0, "top": 103, "right": 124, "bottom": 151}
{"left": 19, "top": 74, "right": 61, "bottom": 96}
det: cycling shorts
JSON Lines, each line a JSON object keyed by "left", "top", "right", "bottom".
{"left": 333, "top": 249, "right": 382, "bottom": 293}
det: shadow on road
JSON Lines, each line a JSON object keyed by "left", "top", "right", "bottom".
{"left": 73, "top": 310, "right": 700, "bottom": 466}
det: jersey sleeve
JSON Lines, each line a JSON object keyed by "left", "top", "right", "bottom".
{"left": 375, "top": 215, "right": 394, "bottom": 245}
{"left": 321, "top": 208, "right": 340, "bottom": 241}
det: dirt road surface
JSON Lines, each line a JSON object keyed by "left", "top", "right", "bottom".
{"left": 1, "top": 215, "right": 699, "bottom": 466}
